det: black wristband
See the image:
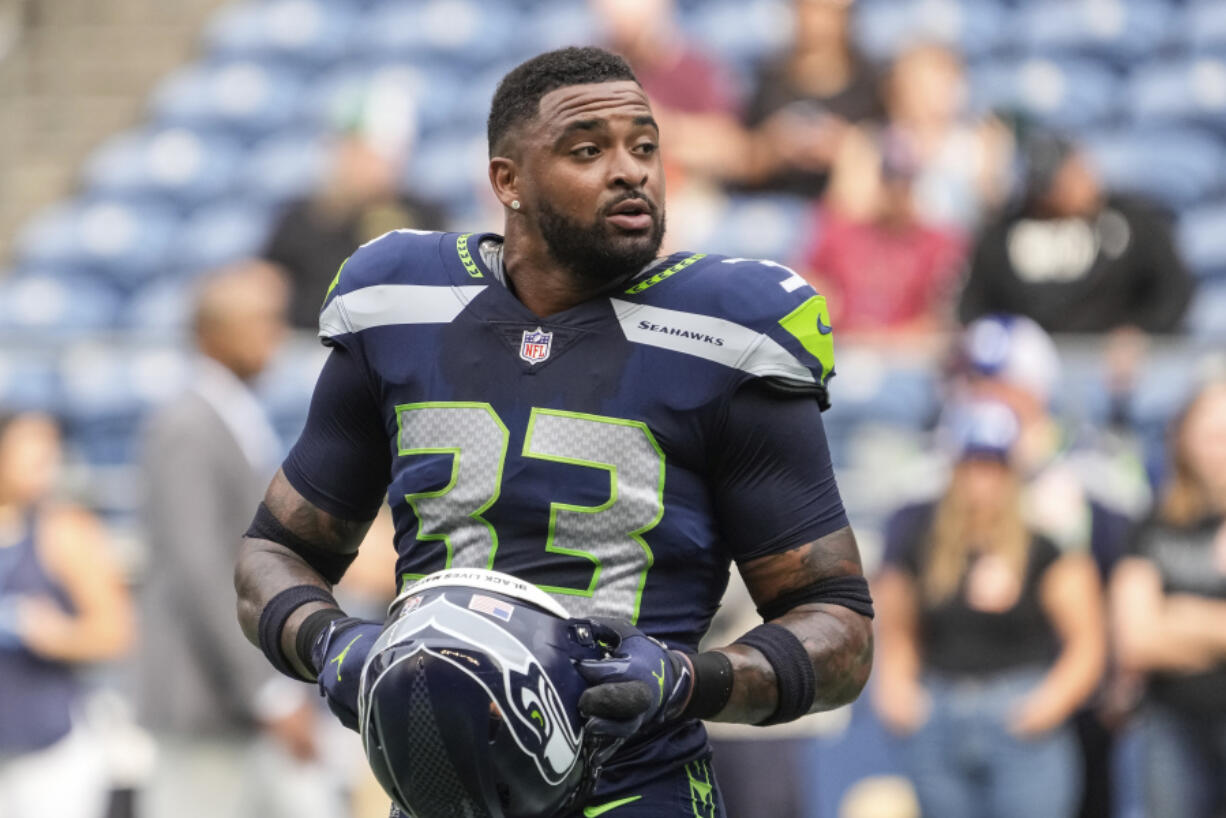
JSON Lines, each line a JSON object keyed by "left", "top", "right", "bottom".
{"left": 257, "top": 585, "right": 338, "bottom": 682}
{"left": 680, "top": 651, "right": 734, "bottom": 720}
{"left": 296, "top": 607, "right": 349, "bottom": 676}
{"left": 733, "top": 623, "right": 816, "bottom": 726}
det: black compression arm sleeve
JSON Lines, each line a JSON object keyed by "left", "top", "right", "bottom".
{"left": 710, "top": 380, "right": 849, "bottom": 561}
{"left": 281, "top": 347, "right": 391, "bottom": 521}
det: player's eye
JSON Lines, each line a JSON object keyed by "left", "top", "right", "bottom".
{"left": 634, "top": 142, "right": 658, "bottom": 155}
{"left": 571, "top": 145, "right": 600, "bottom": 158}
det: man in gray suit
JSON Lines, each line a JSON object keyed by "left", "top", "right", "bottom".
{"left": 137, "top": 261, "right": 345, "bottom": 818}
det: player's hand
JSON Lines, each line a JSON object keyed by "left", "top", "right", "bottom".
{"left": 311, "top": 617, "right": 382, "bottom": 731}
{"left": 575, "top": 618, "right": 693, "bottom": 739}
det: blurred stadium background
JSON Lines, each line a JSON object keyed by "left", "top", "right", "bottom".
{"left": 0, "top": 0, "right": 1223, "bottom": 816}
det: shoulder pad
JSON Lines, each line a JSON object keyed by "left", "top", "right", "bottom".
{"left": 318, "top": 230, "right": 485, "bottom": 345}
{"left": 614, "top": 254, "right": 835, "bottom": 406}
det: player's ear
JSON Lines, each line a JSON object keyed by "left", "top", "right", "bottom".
{"left": 489, "top": 157, "right": 521, "bottom": 212}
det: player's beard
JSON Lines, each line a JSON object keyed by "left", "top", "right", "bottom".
{"left": 537, "top": 195, "right": 666, "bottom": 287}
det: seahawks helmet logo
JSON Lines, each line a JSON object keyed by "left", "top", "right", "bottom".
{"left": 361, "top": 595, "right": 583, "bottom": 784}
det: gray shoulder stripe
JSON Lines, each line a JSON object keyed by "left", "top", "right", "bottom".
{"left": 610, "top": 299, "right": 815, "bottom": 384}
{"left": 320, "top": 284, "right": 487, "bottom": 337}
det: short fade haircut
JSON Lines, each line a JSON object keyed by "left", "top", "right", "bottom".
{"left": 487, "top": 46, "right": 639, "bottom": 157}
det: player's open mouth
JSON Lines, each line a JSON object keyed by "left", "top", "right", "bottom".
{"left": 606, "top": 199, "right": 653, "bottom": 231}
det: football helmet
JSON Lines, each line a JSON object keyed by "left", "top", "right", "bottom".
{"left": 358, "top": 568, "right": 609, "bottom": 818}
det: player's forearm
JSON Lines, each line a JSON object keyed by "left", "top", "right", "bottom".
{"left": 707, "top": 603, "right": 873, "bottom": 724}
{"left": 235, "top": 537, "right": 338, "bottom": 680}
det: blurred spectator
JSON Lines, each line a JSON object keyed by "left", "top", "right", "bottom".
{"left": 0, "top": 411, "right": 134, "bottom": 818}
{"left": 592, "top": 0, "right": 751, "bottom": 189}
{"left": 136, "top": 262, "right": 346, "bottom": 818}
{"left": 874, "top": 400, "right": 1106, "bottom": 818}
{"left": 879, "top": 44, "right": 1012, "bottom": 233}
{"left": 1111, "top": 377, "right": 1226, "bottom": 818}
{"left": 742, "top": 0, "right": 884, "bottom": 196}
{"left": 263, "top": 85, "right": 447, "bottom": 329}
{"left": 958, "top": 133, "right": 1195, "bottom": 335}
{"left": 800, "top": 130, "right": 966, "bottom": 336}
{"left": 949, "top": 314, "right": 1147, "bottom": 818}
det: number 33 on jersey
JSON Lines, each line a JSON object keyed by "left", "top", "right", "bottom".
{"left": 316, "top": 230, "right": 834, "bottom": 646}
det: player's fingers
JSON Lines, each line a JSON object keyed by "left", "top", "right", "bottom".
{"left": 578, "top": 680, "right": 653, "bottom": 719}
{"left": 576, "top": 656, "right": 634, "bottom": 683}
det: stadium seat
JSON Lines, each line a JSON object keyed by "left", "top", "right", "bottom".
{"left": 404, "top": 128, "right": 489, "bottom": 211}
{"left": 360, "top": 0, "right": 515, "bottom": 66}
{"left": 150, "top": 59, "right": 310, "bottom": 137}
{"left": 1177, "top": 201, "right": 1226, "bottom": 279}
{"left": 0, "top": 345, "right": 61, "bottom": 412}
{"left": 310, "top": 61, "right": 456, "bottom": 138}
{"left": 241, "top": 131, "right": 330, "bottom": 205}
{"left": 1083, "top": 128, "right": 1226, "bottom": 209}
{"left": 1016, "top": 0, "right": 1172, "bottom": 65}
{"left": 1186, "top": 280, "right": 1226, "bottom": 341}
{"left": 0, "top": 270, "right": 123, "bottom": 337}
{"left": 175, "top": 201, "right": 277, "bottom": 274}
{"left": 118, "top": 276, "right": 196, "bottom": 335}
{"left": 202, "top": 0, "right": 356, "bottom": 67}
{"left": 684, "top": 195, "right": 812, "bottom": 260}
{"left": 970, "top": 57, "right": 1122, "bottom": 130}
{"left": 1183, "top": 0, "right": 1226, "bottom": 55}
{"left": 14, "top": 198, "right": 183, "bottom": 289}
{"left": 1128, "top": 57, "right": 1226, "bottom": 131}
{"left": 83, "top": 127, "right": 245, "bottom": 206}
{"left": 852, "top": 0, "right": 1012, "bottom": 62}
{"left": 684, "top": 0, "right": 793, "bottom": 66}
{"left": 519, "top": 1, "right": 599, "bottom": 55}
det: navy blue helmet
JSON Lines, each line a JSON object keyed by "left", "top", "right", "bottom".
{"left": 358, "top": 569, "right": 608, "bottom": 818}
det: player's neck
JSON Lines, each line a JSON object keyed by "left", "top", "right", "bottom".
{"left": 501, "top": 230, "right": 612, "bottom": 318}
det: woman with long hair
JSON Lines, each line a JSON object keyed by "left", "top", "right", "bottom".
{"left": 0, "top": 411, "right": 134, "bottom": 818}
{"left": 874, "top": 401, "right": 1106, "bottom": 818}
{"left": 1111, "top": 378, "right": 1226, "bottom": 817}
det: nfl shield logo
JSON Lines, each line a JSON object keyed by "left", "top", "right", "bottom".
{"left": 519, "top": 327, "right": 552, "bottom": 364}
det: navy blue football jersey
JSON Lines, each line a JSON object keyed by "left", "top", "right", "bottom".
{"left": 298, "top": 228, "right": 843, "bottom": 790}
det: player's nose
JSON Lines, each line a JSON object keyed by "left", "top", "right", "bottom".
{"left": 608, "top": 144, "right": 649, "bottom": 190}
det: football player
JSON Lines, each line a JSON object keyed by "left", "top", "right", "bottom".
{"left": 236, "top": 46, "right": 873, "bottom": 817}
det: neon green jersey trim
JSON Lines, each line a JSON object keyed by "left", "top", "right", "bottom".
{"left": 624, "top": 253, "right": 705, "bottom": 295}
{"left": 777, "top": 294, "right": 834, "bottom": 384}
{"left": 456, "top": 233, "right": 483, "bottom": 278}
{"left": 583, "top": 795, "right": 643, "bottom": 817}
{"left": 324, "top": 257, "right": 349, "bottom": 302}
{"left": 686, "top": 760, "right": 716, "bottom": 818}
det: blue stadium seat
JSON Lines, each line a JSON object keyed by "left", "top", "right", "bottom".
{"left": 852, "top": 0, "right": 1012, "bottom": 62}
{"left": 310, "top": 61, "right": 456, "bottom": 138}
{"left": 175, "top": 201, "right": 277, "bottom": 274}
{"left": 258, "top": 338, "right": 329, "bottom": 446}
{"left": 14, "top": 198, "right": 183, "bottom": 289}
{"left": 970, "top": 57, "right": 1122, "bottom": 129}
{"left": 1183, "top": 0, "right": 1226, "bottom": 55}
{"left": 1186, "top": 280, "right": 1226, "bottom": 340}
{"left": 83, "top": 127, "right": 245, "bottom": 206}
{"left": 685, "top": 195, "right": 813, "bottom": 261}
{"left": 404, "top": 128, "right": 489, "bottom": 211}
{"left": 0, "top": 270, "right": 123, "bottom": 336}
{"left": 1177, "top": 201, "right": 1226, "bottom": 279}
{"left": 1083, "top": 128, "right": 1226, "bottom": 209}
{"left": 1016, "top": 0, "right": 1172, "bottom": 65}
{"left": 519, "top": 1, "right": 598, "bottom": 55}
{"left": 360, "top": 0, "right": 515, "bottom": 66}
{"left": 0, "top": 344, "right": 60, "bottom": 412}
{"left": 1128, "top": 57, "right": 1226, "bottom": 131}
{"left": 202, "top": 0, "right": 356, "bottom": 67}
{"left": 241, "top": 131, "right": 329, "bottom": 204}
{"left": 684, "top": 0, "right": 792, "bottom": 66}
{"left": 119, "top": 276, "right": 196, "bottom": 335}
{"left": 150, "top": 59, "right": 309, "bottom": 136}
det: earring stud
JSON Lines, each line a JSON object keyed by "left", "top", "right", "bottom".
{"left": 510, "top": 200, "right": 521, "bottom": 210}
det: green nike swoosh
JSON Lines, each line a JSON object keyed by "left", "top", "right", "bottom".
{"left": 583, "top": 795, "right": 642, "bottom": 817}
{"left": 652, "top": 658, "right": 666, "bottom": 705}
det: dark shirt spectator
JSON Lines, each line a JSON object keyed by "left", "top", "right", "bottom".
{"left": 959, "top": 136, "right": 1194, "bottom": 334}
{"left": 741, "top": 0, "right": 885, "bottom": 196}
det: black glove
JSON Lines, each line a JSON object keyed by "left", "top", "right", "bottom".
{"left": 575, "top": 618, "right": 694, "bottom": 739}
